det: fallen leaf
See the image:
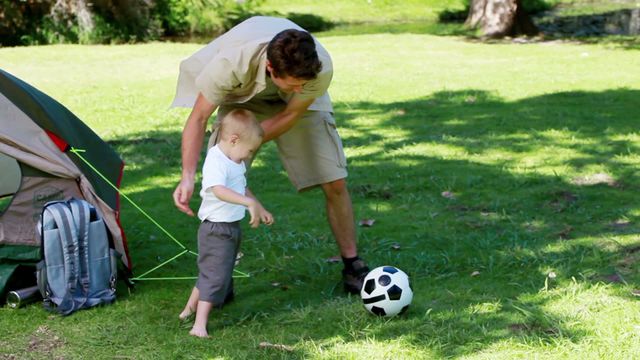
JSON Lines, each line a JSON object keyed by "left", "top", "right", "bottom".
{"left": 259, "top": 342, "right": 294, "bottom": 352}
{"left": 235, "top": 251, "right": 244, "bottom": 265}
{"left": 271, "top": 282, "right": 280, "bottom": 287}
{"left": 325, "top": 256, "right": 341, "bottom": 263}
{"left": 548, "top": 271, "right": 557, "bottom": 279}
{"left": 631, "top": 289, "right": 640, "bottom": 297}
{"left": 441, "top": 191, "right": 456, "bottom": 199}
{"left": 395, "top": 109, "right": 406, "bottom": 115}
{"left": 471, "top": 271, "right": 480, "bottom": 277}
{"left": 391, "top": 243, "right": 401, "bottom": 250}
{"left": 358, "top": 219, "right": 375, "bottom": 227}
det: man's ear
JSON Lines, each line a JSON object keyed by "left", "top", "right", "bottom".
{"left": 266, "top": 60, "right": 275, "bottom": 77}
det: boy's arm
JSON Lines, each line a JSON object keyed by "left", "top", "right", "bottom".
{"left": 212, "top": 185, "right": 255, "bottom": 207}
{"left": 246, "top": 188, "right": 274, "bottom": 226}
{"left": 212, "top": 186, "right": 273, "bottom": 227}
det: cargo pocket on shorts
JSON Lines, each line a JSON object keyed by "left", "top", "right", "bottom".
{"left": 323, "top": 115, "right": 348, "bottom": 168}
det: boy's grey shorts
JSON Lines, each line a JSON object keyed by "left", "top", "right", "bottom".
{"left": 196, "top": 220, "right": 242, "bottom": 305}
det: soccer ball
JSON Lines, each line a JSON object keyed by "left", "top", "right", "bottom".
{"left": 360, "top": 266, "right": 413, "bottom": 317}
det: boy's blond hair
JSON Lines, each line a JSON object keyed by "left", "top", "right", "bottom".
{"left": 219, "top": 109, "right": 263, "bottom": 142}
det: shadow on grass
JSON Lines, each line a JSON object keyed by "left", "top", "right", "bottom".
{"left": 318, "top": 20, "right": 471, "bottom": 38}
{"left": 107, "top": 88, "right": 640, "bottom": 357}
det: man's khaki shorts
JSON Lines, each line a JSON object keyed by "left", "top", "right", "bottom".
{"left": 208, "top": 102, "right": 348, "bottom": 191}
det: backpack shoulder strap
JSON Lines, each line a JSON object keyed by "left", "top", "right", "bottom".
{"left": 45, "top": 202, "right": 80, "bottom": 315}
{"left": 69, "top": 199, "right": 91, "bottom": 298}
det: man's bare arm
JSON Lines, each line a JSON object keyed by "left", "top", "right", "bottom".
{"left": 173, "top": 93, "right": 218, "bottom": 216}
{"left": 260, "top": 96, "right": 314, "bottom": 143}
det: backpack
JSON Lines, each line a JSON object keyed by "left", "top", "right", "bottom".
{"left": 36, "top": 198, "right": 118, "bottom": 315}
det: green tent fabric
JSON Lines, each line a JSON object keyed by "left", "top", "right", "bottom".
{"left": 0, "top": 245, "right": 40, "bottom": 301}
{"left": 0, "top": 69, "right": 122, "bottom": 210}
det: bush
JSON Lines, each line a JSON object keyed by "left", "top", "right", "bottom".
{"left": 154, "top": 0, "right": 192, "bottom": 36}
{"left": 285, "top": 13, "right": 334, "bottom": 32}
{"left": 438, "top": 9, "right": 468, "bottom": 23}
{"left": 90, "top": 0, "right": 162, "bottom": 43}
{"left": 0, "top": 0, "right": 51, "bottom": 46}
{"left": 155, "top": 0, "right": 265, "bottom": 39}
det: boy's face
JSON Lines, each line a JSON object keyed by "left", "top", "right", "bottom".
{"left": 228, "top": 135, "right": 261, "bottom": 163}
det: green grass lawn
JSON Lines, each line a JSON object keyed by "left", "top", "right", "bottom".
{"left": 2, "top": 31, "right": 640, "bottom": 359}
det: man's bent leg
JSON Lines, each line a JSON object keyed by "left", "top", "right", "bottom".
{"left": 277, "top": 111, "right": 370, "bottom": 294}
{"left": 322, "top": 179, "right": 369, "bottom": 294}
{"left": 321, "top": 178, "right": 357, "bottom": 258}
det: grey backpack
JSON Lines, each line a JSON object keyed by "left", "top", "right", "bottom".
{"left": 36, "top": 199, "right": 118, "bottom": 315}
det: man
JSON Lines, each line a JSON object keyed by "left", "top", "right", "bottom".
{"left": 171, "top": 16, "right": 369, "bottom": 294}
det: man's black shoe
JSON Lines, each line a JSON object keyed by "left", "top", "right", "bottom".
{"left": 342, "top": 259, "right": 370, "bottom": 294}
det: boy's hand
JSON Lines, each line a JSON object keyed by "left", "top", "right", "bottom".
{"left": 260, "top": 209, "right": 274, "bottom": 226}
{"left": 247, "top": 200, "right": 274, "bottom": 228}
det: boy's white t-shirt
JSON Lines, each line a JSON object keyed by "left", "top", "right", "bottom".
{"left": 198, "top": 145, "right": 247, "bottom": 222}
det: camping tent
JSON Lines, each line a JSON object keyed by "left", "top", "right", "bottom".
{"left": 0, "top": 69, "right": 131, "bottom": 301}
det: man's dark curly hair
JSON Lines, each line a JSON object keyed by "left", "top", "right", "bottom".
{"left": 266, "top": 29, "right": 322, "bottom": 80}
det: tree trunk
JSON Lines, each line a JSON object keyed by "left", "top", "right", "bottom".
{"left": 465, "top": 0, "right": 539, "bottom": 38}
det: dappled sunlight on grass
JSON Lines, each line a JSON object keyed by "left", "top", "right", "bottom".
{"left": 302, "top": 337, "right": 439, "bottom": 359}
{"left": 2, "top": 33, "right": 640, "bottom": 359}
{"left": 468, "top": 301, "right": 503, "bottom": 315}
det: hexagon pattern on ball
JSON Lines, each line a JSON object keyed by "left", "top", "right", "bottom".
{"left": 360, "top": 265, "right": 413, "bottom": 317}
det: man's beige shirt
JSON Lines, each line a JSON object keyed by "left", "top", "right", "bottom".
{"left": 171, "top": 16, "right": 333, "bottom": 112}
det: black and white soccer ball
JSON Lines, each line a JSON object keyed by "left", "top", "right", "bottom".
{"left": 360, "top": 266, "right": 413, "bottom": 317}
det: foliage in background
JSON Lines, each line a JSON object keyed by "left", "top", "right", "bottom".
{"left": 0, "top": 0, "right": 162, "bottom": 45}
{"left": 0, "top": 0, "right": 266, "bottom": 46}
{"left": 0, "top": 0, "right": 51, "bottom": 46}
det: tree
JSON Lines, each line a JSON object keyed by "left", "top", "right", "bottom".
{"left": 465, "top": 0, "right": 539, "bottom": 38}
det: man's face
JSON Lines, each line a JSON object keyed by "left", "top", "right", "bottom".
{"left": 270, "top": 73, "right": 307, "bottom": 94}
{"left": 267, "top": 61, "right": 307, "bottom": 94}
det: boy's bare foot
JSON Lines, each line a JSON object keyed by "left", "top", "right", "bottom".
{"left": 189, "top": 326, "right": 209, "bottom": 338}
{"left": 179, "top": 307, "right": 194, "bottom": 321}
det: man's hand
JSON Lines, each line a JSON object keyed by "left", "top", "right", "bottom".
{"left": 173, "top": 178, "right": 195, "bottom": 216}
{"left": 174, "top": 93, "right": 217, "bottom": 216}
{"left": 247, "top": 199, "right": 274, "bottom": 228}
